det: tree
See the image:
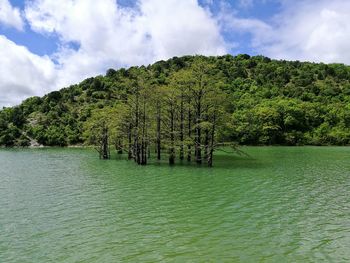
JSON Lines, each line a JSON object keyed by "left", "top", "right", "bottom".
{"left": 188, "top": 57, "right": 211, "bottom": 164}
{"left": 3, "top": 54, "right": 350, "bottom": 154}
{"left": 162, "top": 85, "right": 179, "bottom": 165}
{"left": 83, "top": 106, "right": 122, "bottom": 159}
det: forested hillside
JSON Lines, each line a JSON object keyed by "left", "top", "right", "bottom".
{"left": 1, "top": 54, "right": 350, "bottom": 149}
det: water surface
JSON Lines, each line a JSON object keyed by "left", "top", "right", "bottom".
{"left": 1, "top": 147, "right": 349, "bottom": 262}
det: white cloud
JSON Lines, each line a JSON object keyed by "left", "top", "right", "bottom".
{"left": 267, "top": 0, "right": 350, "bottom": 64}
{"left": 0, "top": 35, "right": 56, "bottom": 106}
{"left": 0, "top": 0, "right": 24, "bottom": 30}
{"left": 5, "top": 0, "right": 225, "bottom": 106}
{"left": 139, "top": 0, "right": 226, "bottom": 60}
{"left": 219, "top": 7, "right": 273, "bottom": 47}
{"left": 219, "top": 0, "right": 350, "bottom": 64}
{"left": 5, "top": 0, "right": 350, "bottom": 107}
{"left": 248, "top": 0, "right": 350, "bottom": 64}
{"left": 0, "top": 0, "right": 227, "bottom": 106}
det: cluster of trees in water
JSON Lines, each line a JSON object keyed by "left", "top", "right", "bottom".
{"left": 83, "top": 58, "right": 228, "bottom": 166}
{"left": 1, "top": 54, "right": 350, "bottom": 163}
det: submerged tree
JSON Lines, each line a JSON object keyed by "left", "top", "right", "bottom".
{"left": 83, "top": 106, "right": 123, "bottom": 159}
{"left": 162, "top": 85, "right": 179, "bottom": 165}
{"left": 86, "top": 57, "right": 232, "bottom": 166}
{"left": 128, "top": 68, "right": 151, "bottom": 165}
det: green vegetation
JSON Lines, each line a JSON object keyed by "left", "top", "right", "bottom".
{"left": 1, "top": 54, "right": 350, "bottom": 164}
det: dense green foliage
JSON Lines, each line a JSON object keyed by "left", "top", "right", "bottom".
{"left": 1, "top": 54, "right": 350, "bottom": 148}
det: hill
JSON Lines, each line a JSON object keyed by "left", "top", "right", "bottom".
{"left": 1, "top": 54, "right": 350, "bottom": 148}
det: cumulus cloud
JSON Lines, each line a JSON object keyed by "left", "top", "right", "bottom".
{"left": 0, "top": 35, "right": 56, "bottom": 106}
{"left": 0, "top": 0, "right": 227, "bottom": 106}
{"left": 26, "top": 0, "right": 226, "bottom": 61}
{"left": 259, "top": 0, "right": 350, "bottom": 64}
{"left": 20, "top": 0, "right": 226, "bottom": 99}
{"left": 219, "top": 0, "right": 350, "bottom": 64}
{"left": 218, "top": 7, "right": 273, "bottom": 47}
{"left": 0, "top": 0, "right": 24, "bottom": 30}
{"left": 3, "top": 0, "right": 350, "bottom": 107}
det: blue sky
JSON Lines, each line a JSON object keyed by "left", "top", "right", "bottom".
{"left": 1, "top": 0, "right": 282, "bottom": 57}
{"left": 1, "top": 0, "right": 350, "bottom": 106}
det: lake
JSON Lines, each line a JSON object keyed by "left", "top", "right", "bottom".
{"left": 1, "top": 147, "right": 349, "bottom": 262}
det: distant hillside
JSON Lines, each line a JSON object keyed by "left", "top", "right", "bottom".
{"left": 1, "top": 54, "right": 350, "bottom": 147}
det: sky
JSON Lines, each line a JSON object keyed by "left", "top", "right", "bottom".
{"left": 1, "top": 0, "right": 350, "bottom": 106}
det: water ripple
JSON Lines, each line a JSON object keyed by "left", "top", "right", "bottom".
{"left": 0, "top": 147, "right": 349, "bottom": 262}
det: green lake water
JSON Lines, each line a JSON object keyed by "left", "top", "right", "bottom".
{"left": 0, "top": 147, "right": 349, "bottom": 262}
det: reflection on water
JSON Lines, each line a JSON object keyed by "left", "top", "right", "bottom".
{"left": 0, "top": 147, "right": 349, "bottom": 262}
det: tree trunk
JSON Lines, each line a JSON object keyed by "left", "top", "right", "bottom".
{"left": 128, "top": 123, "right": 133, "bottom": 160}
{"left": 208, "top": 148, "right": 213, "bottom": 167}
{"left": 101, "top": 125, "right": 109, "bottom": 159}
{"left": 179, "top": 95, "right": 184, "bottom": 161}
{"left": 204, "top": 112, "right": 209, "bottom": 161}
{"left": 156, "top": 103, "right": 161, "bottom": 160}
{"left": 187, "top": 99, "right": 192, "bottom": 162}
{"left": 195, "top": 98, "right": 202, "bottom": 164}
{"left": 208, "top": 115, "right": 216, "bottom": 167}
{"left": 116, "top": 139, "right": 123, "bottom": 154}
{"left": 134, "top": 90, "right": 141, "bottom": 164}
{"left": 169, "top": 104, "right": 175, "bottom": 165}
{"left": 140, "top": 99, "right": 147, "bottom": 165}
{"left": 204, "top": 129, "right": 209, "bottom": 161}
